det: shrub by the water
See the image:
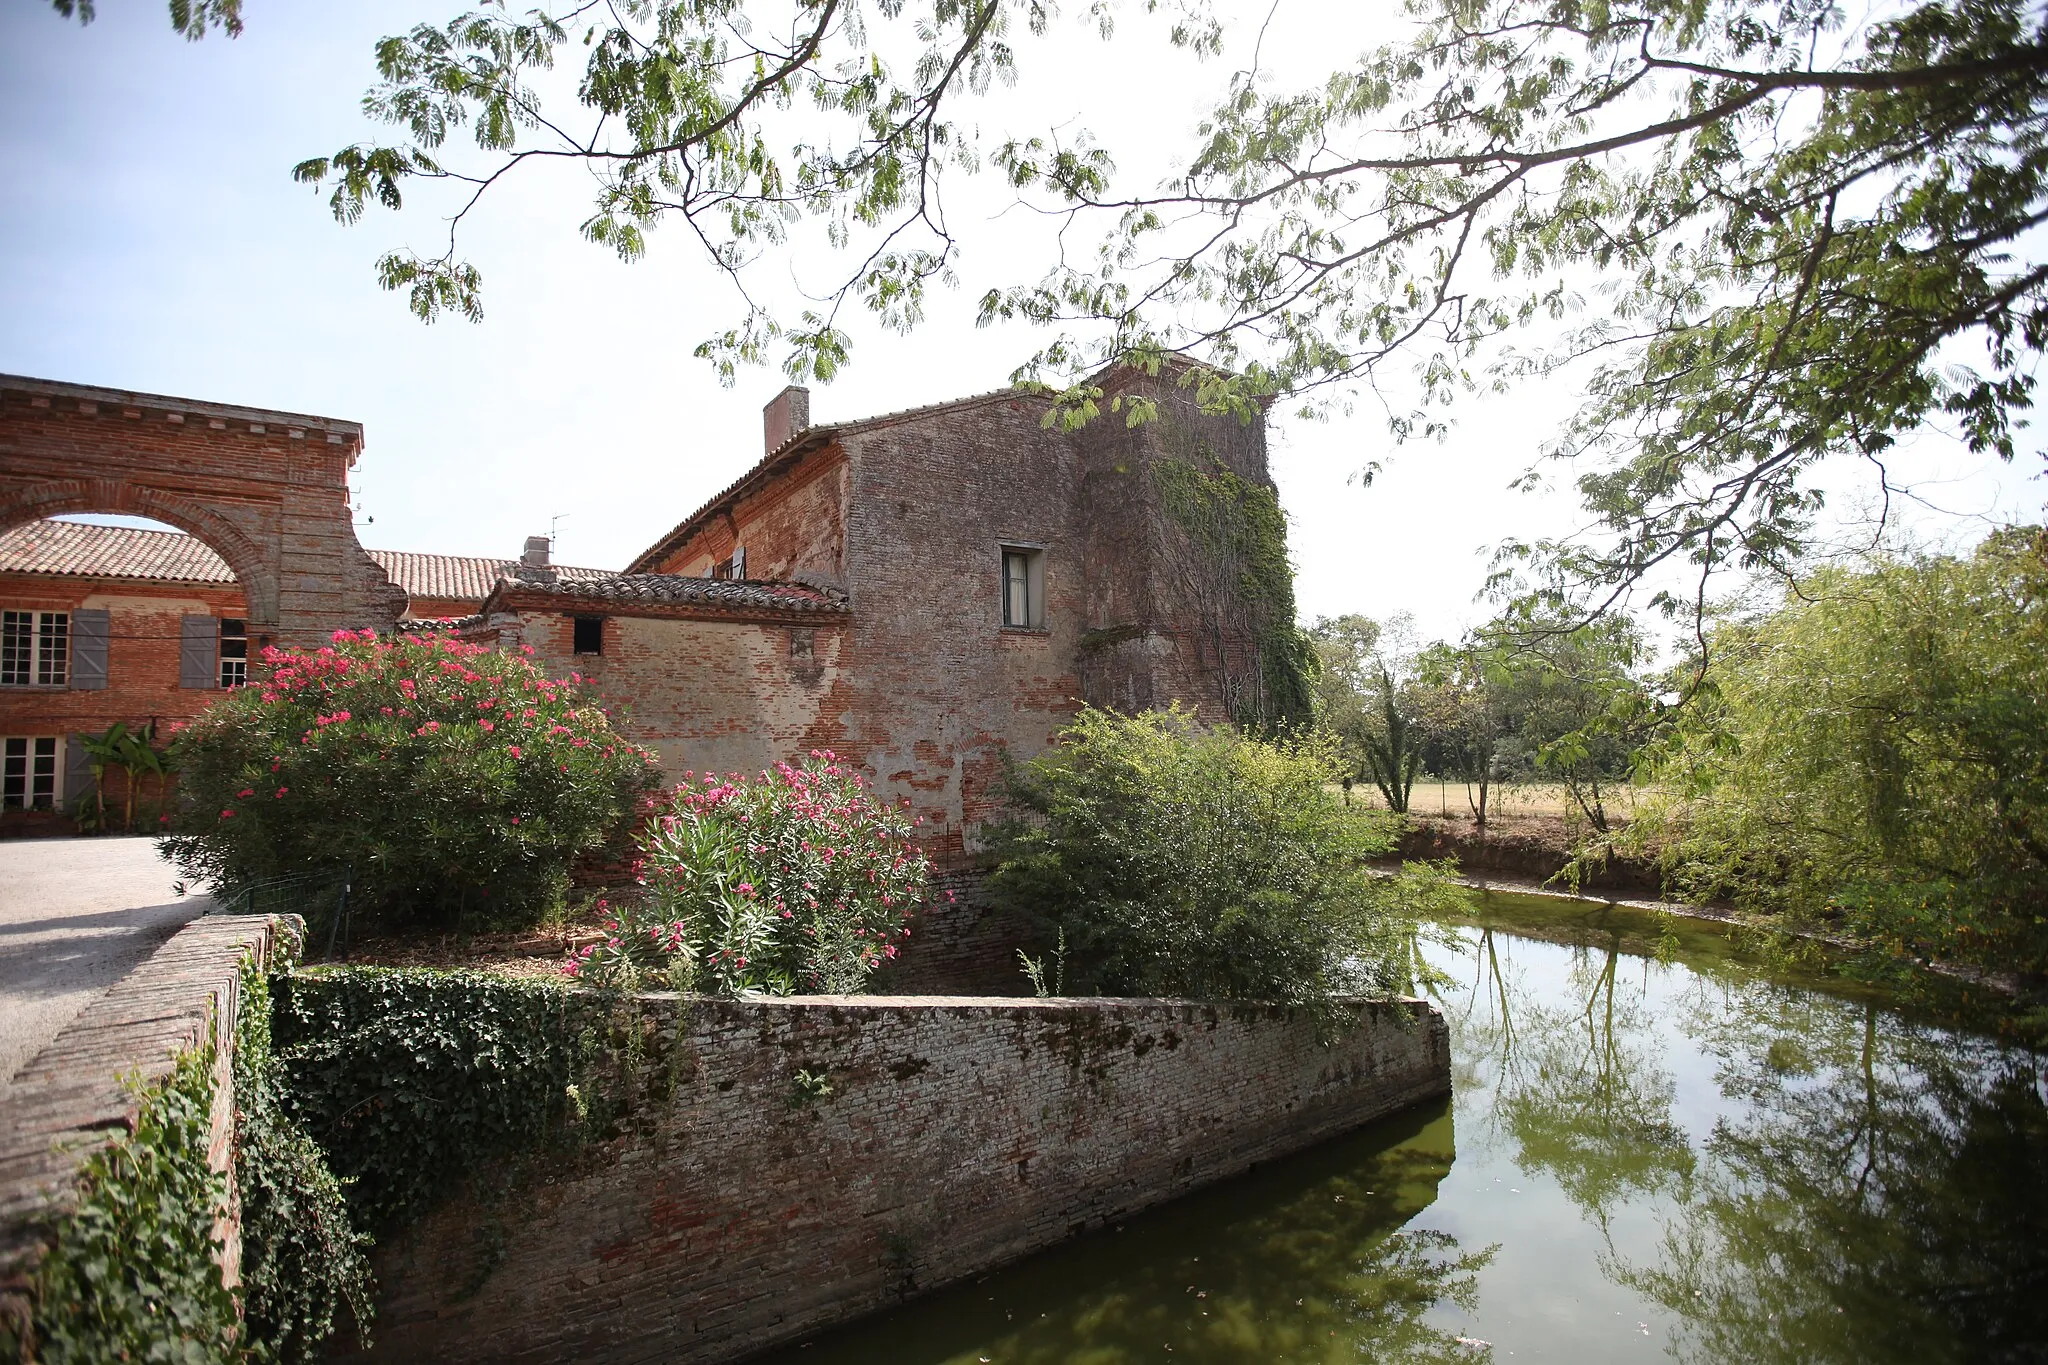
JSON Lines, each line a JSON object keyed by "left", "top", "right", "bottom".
{"left": 163, "top": 630, "right": 660, "bottom": 930}
{"left": 569, "top": 751, "right": 934, "bottom": 994}
{"left": 985, "top": 705, "right": 1465, "bottom": 1006}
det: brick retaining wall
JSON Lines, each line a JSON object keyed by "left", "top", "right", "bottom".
{"left": 358, "top": 991, "right": 1450, "bottom": 1364}
{"left": 0, "top": 913, "right": 295, "bottom": 1318}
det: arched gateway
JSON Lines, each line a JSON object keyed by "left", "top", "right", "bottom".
{"left": 0, "top": 375, "right": 406, "bottom": 646}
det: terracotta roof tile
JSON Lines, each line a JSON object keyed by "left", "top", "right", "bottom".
{"left": 0, "top": 520, "right": 613, "bottom": 607}
{"left": 0, "top": 519, "right": 235, "bottom": 583}
{"left": 491, "top": 573, "right": 848, "bottom": 615}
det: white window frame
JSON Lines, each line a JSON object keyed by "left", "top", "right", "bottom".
{"left": 2, "top": 736, "right": 62, "bottom": 811}
{"left": 219, "top": 617, "right": 249, "bottom": 688}
{"left": 1, "top": 610, "right": 69, "bottom": 687}
{"left": 999, "top": 544, "right": 1046, "bottom": 631}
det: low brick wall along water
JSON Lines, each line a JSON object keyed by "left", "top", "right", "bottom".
{"left": 357, "top": 991, "right": 1451, "bottom": 1365}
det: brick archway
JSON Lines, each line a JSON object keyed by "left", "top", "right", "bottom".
{"left": 0, "top": 375, "right": 406, "bottom": 643}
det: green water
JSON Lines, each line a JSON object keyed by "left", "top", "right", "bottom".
{"left": 759, "top": 893, "right": 2048, "bottom": 1364}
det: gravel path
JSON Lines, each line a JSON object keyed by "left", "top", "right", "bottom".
{"left": 0, "top": 837, "right": 210, "bottom": 1093}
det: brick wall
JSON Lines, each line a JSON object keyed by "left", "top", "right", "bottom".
{"left": 505, "top": 609, "right": 850, "bottom": 786}
{"left": 0, "top": 571, "right": 246, "bottom": 831}
{"left": 0, "top": 376, "right": 405, "bottom": 644}
{"left": 354, "top": 991, "right": 1450, "bottom": 1365}
{"left": 0, "top": 914, "right": 295, "bottom": 1319}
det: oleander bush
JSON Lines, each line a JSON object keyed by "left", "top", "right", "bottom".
{"left": 162, "top": 630, "right": 662, "bottom": 931}
{"left": 985, "top": 705, "right": 1465, "bottom": 1005}
{"left": 569, "top": 751, "right": 935, "bottom": 994}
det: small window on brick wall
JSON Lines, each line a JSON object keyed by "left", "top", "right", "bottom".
{"left": 219, "top": 618, "right": 249, "bottom": 688}
{"left": 2, "top": 736, "right": 60, "bottom": 811}
{"left": 1000, "top": 546, "right": 1046, "bottom": 630}
{"left": 572, "top": 615, "right": 605, "bottom": 656}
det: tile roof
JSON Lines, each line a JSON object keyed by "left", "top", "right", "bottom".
{"left": 0, "top": 519, "right": 612, "bottom": 607}
{"left": 0, "top": 519, "right": 235, "bottom": 583}
{"left": 489, "top": 573, "right": 848, "bottom": 615}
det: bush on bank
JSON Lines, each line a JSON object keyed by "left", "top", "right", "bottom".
{"left": 986, "top": 705, "right": 1465, "bottom": 1005}
{"left": 162, "top": 631, "right": 661, "bottom": 932}
{"left": 570, "top": 751, "right": 935, "bottom": 994}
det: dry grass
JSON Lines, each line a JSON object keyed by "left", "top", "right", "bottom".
{"left": 1335, "top": 780, "right": 1651, "bottom": 821}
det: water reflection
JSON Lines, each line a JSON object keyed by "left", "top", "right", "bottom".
{"left": 765, "top": 1101, "right": 1489, "bottom": 1365}
{"left": 757, "top": 896, "right": 2048, "bottom": 1364}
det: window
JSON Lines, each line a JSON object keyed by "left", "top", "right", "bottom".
{"left": 1, "top": 611, "right": 68, "bottom": 686}
{"left": 2, "top": 737, "right": 59, "bottom": 811}
{"left": 1000, "top": 546, "right": 1046, "bottom": 630}
{"left": 219, "top": 618, "right": 249, "bottom": 688}
{"left": 572, "top": 615, "right": 605, "bottom": 656}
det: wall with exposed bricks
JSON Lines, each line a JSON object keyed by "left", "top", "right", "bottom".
{"left": 0, "top": 914, "right": 295, "bottom": 1324}
{"left": 355, "top": 991, "right": 1450, "bottom": 1365}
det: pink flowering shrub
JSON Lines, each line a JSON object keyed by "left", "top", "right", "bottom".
{"left": 566, "top": 751, "right": 934, "bottom": 995}
{"left": 163, "top": 630, "right": 661, "bottom": 929}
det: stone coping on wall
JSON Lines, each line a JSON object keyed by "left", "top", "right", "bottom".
{"left": 359, "top": 987, "right": 1453, "bottom": 1365}
{"left": 0, "top": 913, "right": 297, "bottom": 1290}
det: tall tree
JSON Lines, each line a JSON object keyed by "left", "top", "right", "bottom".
{"left": 63, "top": 0, "right": 2048, "bottom": 619}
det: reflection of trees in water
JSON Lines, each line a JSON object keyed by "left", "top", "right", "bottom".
{"left": 1625, "top": 985, "right": 2048, "bottom": 1365}
{"left": 1440, "top": 926, "right": 2048, "bottom": 1365}
{"left": 1447, "top": 928, "right": 1694, "bottom": 1225}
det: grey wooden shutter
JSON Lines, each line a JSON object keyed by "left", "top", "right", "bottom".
{"left": 179, "top": 614, "right": 217, "bottom": 689}
{"left": 69, "top": 608, "right": 109, "bottom": 690}
{"left": 64, "top": 734, "right": 95, "bottom": 809}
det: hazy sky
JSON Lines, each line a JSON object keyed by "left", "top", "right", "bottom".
{"left": 3, "top": 1, "right": 2039, "bottom": 645}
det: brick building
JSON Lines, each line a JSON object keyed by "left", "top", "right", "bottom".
{"left": 1, "top": 363, "right": 1298, "bottom": 838}
{"left": 0, "top": 519, "right": 606, "bottom": 825}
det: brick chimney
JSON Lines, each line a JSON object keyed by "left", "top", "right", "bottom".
{"left": 514, "top": 533, "right": 557, "bottom": 583}
{"left": 763, "top": 385, "right": 810, "bottom": 455}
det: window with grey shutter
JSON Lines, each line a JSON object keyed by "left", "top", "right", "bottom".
{"left": 69, "top": 608, "right": 109, "bottom": 691}
{"left": 179, "top": 614, "right": 218, "bottom": 689}
{"left": 64, "top": 734, "right": 94, "bottom": 808}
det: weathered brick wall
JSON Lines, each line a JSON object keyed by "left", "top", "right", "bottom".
{"left": 507, "top": 610, "right": 849, "bottom": 785}
{"left": 0, "top": 376, "right": 405, "bottom": 645}
{"left": 656, "top": 454, "right": 849, "bottom": 586}
{"left": 356, "top": 991, "right": 1450, "bottom": 1365}
{"left": 0, "top": 914, "right": 295, "bottom": 1320}
{"left": 870, "top": 870, "right": 1039, "bottom": 996}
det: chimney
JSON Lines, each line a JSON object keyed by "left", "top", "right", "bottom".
{"left": 763, "top": 385, "right": 810, "bottom": 456}
{"left": 514, "top": 534, "right": 556, "bottom": 583}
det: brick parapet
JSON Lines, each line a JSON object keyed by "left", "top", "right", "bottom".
{"left": 355, "top": 989, "right": 1451, "bottom": 1364}
{"left": 0, "top": 913, "right": 298, "bottom": 1304}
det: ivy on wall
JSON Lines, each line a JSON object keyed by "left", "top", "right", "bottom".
{"left": 1152, "top": 458, "right": 1318, "bottom": 732}
{"left": 7, "top": 946, "right": 375, "bottom": 1365}
{"left": 268, "top": 968, "right": 633, "bottom": 1235}
{"left": 20, "top": 1046, "right": 241, "bottom": 1364}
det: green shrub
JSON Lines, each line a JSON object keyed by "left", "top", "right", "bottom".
{"left": 162, "top": 630, "right": 662, "bottom": 931}
{"left": 570, "top": 751, "right": 933, "bottom": 995}
{"left": 985, "top": 706, "right": 1464, "bottom": 1005}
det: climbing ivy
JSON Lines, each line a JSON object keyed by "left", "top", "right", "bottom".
{"left": 23, "top": 1047, "right": 241, "bottom": 1364}
{"left": 233, "top": 959, "right": 374, "bottom": 1364}
{"left": 1151, "top": 458, "right": 1317, "bottom": 732}
{"left": 267, "top": 968, "right": 624, "bottom": 1235}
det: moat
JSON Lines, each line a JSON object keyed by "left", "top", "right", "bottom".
{"left": 763, "top": 892, "right": 2048, "bottom": 1364}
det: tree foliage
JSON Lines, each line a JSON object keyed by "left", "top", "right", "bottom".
{"left": 1621, "top": 527, "right": 2048, "bottom": 977}
{"left": 985, "top": 705, "right": 1465, "bottom": 1005}
{"left": 61, "top": 0, "right": 2046, "bottom": 614}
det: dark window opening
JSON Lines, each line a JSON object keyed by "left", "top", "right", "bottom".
{"left": 2, "top": 736, "right": 58, "bottom": 811}
{"left": 573, "top": 615, "right": 605, "bottom": 656}
{"left": 219, "top": 618, "right": 249, "bottom": 688}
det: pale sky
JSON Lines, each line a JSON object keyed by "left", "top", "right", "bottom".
{"left": 3, "top": 1, "right": 2039, "bottom": 646}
